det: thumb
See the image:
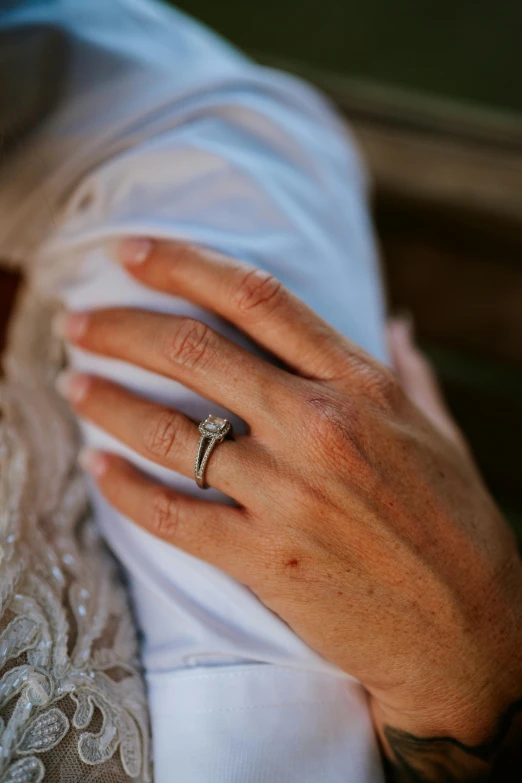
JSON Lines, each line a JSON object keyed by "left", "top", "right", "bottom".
{"left": 388, "top": 316, "right": 468, "bottom": 453}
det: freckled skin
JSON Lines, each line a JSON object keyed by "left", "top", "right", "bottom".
{"left": 62, "top": 240, "right": 522, "bottom": 781}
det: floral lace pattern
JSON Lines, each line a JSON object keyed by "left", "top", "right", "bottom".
{"left": 0, "top": 292, "right": 152, "bottom": 782}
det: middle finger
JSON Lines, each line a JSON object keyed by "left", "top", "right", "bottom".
{"left": 57, "top": 308, "right": 295, "bottom": 428}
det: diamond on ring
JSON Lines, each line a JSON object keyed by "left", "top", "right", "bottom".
{"left": 195, "top": 415, "right": 232, "bottom": 489}
{"left": 199, "top": 415, "right": 230, "bottom": 438}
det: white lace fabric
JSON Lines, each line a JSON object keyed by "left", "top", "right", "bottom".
{"left": 0, "top": 291, "right": 152, "bottom": 782}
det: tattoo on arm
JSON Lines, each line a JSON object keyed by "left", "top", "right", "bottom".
{"left": 383, "top": 698, "right": 522, "bottom": 782}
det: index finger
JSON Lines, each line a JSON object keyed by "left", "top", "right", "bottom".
{"left": 116, "top": 239, "right": 372, "bottom": 381}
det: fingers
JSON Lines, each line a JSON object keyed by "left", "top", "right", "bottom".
{"left": 57, "top": 371, "right": 255, "bottom": 499}
{"left": 115, "top": 238, "right": 370, "bottom": 381}
{"left": 79, "top": 449, "right": 256, "bottom": 580}
{"left": 54, "top": 307, "right": 294, "bottom": 427}
{"left": 388, "top": 316, "right": 468, "bottom": 450}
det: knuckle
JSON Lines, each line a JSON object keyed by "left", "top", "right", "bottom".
{"left": 232, "top": 267, "right": 286, "bottom": 321}
{"left": 374, "top": 368, "right": 402, "bottom": 409}
{"left": 162, "top": 318, "right": 214, "bottom": 371}
{"left": 303, "top": 393, "right": 376, "bottom": 487}
{"left": 303, "top": 393, "right": 351, "bottom": 461}
{"left": 149, "top": 488, "right": 181, "bottom": 540}
{"left": 142, "top": 410, "right": 181, "bottom": 462}
{"left": 356, "top": 363, "right": 401, "bottom": 410}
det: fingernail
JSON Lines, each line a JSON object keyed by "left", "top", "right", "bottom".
{"left": 78, "top": 448, "right": 109, "bottom": 478}
{"left": 118, "top": 237, "right": 153, "bottom": 265}
{"left": 52, "top": 311, "right": 89, "bottom": 341}
{"left": 55, "top": 370, "right": 91, "bottom": 404}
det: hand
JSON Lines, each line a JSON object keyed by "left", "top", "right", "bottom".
{"left": 55, "top": 239, "right": 522, "bottom": 780}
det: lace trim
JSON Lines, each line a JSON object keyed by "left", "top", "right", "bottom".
{"left": 0, "top": 291, "right": 152, "bottom": 781}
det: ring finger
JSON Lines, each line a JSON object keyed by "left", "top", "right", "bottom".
{"left": 56, "top": 371, "right": 259, "bottom": 499}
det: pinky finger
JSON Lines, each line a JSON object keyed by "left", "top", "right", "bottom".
{"left": 79, "top": 448, "right": 255, "bottom": 580}
{"left": 387, "top": 317, "right": 469, "bottom": 453}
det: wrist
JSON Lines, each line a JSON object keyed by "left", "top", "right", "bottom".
{"left": 379, "top": 569, "right": 522, "bottom": 743}
{"left": 374, "top": 693, "right": 522, "bottom": 783}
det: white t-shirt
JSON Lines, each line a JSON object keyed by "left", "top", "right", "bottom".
{"left": 0, "top": 1, "right": 387, "bottom": 780}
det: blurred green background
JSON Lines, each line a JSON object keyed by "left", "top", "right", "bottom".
{"left": 174, "top": 0, "right": 522, "bottom": 117}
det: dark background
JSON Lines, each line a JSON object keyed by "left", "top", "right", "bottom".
{"left": 1, "top": 0, "right": 521, "bottom": 538}
{"left": 173, "top": 0, "right": 522, "bottom": 540}
{"left": 175, "top": 0, "right": 522, "bottom": 115}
